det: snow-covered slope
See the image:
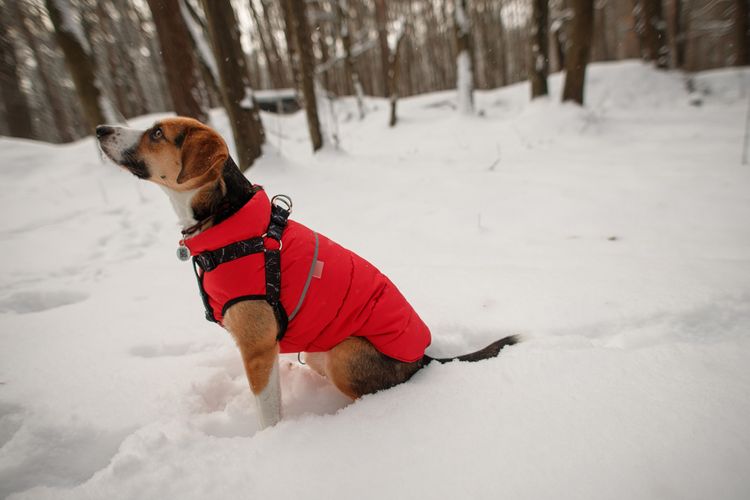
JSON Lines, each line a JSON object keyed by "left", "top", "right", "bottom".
{"left": 1, "top": 61, "right": 749, "bottom": 499}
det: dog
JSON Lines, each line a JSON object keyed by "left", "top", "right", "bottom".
{"left": 96, "top": 117, "right": 518, "bottom": 429}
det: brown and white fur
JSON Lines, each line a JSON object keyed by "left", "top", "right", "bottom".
{"left": 96, "top": 117, "right": 518, "bottom": 429}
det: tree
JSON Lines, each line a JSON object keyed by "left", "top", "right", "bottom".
{"left": 337, "top": 0, "right": 365, "bottom": 119}
{"left": 14, "top": 1, "right": 75, "bottom": 142}
{"left": 562, "top": 0, "right": 594, "bottom": 104}
{"left": 44, "top": 0, "right": 109, "bottom": 130}
{"left": 454, "top": 0, "right": 474, "bottom": 114}
{"left": 733, "top": 0, "right": 748, "bottom": 66}
{"left": 0, "top": 2, "right": 34, "bottom": 139}
{"left": 374, "top": 0, "right": 390, "bottom": 97}
{"left": 201, "top": 0, "right": 265, "bottom": 169}
{"left": 388, "top": 20, "right": 407, "bottom": 126}
{"left": 633, "top": 0, "right": 668, "bottom": 68}
{"left": 530, "top": 0, "right": 550, "bottom": 98}
{"left": 249, "top": 0, "right": 285, "bottom": 89}
{"left": 283, "top": 0, "right": 323, "bottom": 151}
{"left": 146, "top": 0, "right": 208, "bottom": 123}
{"left": 666, "top": 0, "right": 685, "bottom": 69}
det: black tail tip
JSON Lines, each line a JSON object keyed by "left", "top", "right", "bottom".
{"left": 464, "top": 334, "right": 521, "bottom": 361}
{"left": 426, "top": 334, "right": 521, "bottom": 364}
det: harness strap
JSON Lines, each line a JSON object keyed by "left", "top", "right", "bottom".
{"left": 194, "top": 237, "right": 265, "bottom": 272}
{"left": 191, "top": 197, "right": 292, "bottom": 339}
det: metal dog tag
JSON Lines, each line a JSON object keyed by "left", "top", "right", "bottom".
{"left": 176, "top": 245, "right": 190, "bottom": 261}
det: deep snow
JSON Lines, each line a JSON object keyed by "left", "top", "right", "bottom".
{"left": 1, "top": 61, "right": 749, "bottom": 499}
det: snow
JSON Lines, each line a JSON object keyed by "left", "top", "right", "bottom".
{"left": 1, "top": 61, "right": 750, "bottom": 499}
{"left": 239, "top": 86, "right": 255, "bottom": 110}
{"left": 454, "top": 0, "right": 470, "bottom": 36}
{"left": 386, "top": 18, "right": 406, "bottom": 53}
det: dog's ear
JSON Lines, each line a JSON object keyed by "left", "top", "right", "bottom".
{"left": 177, "top": 127, "right": 228, "bottom": 184}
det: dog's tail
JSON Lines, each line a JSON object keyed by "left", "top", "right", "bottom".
{"left": 422, "top": 335, "right": 520, "bottom": 364}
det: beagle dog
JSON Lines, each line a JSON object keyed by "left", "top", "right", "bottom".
{"left": 96, "top": 117, "right": 517, "bottom": 429}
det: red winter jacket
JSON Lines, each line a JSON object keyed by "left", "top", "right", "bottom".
{"left": 183, "top": 190, "right": 431, "bottom": 363}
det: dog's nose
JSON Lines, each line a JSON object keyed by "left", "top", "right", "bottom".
{"left": 95, "top": 125, "right": 114, "bottom": 139}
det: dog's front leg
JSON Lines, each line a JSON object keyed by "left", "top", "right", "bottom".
{"left": 224, "top": 301, "right": 282, "bottom": 429}
{"left": 242, "top": 344, "right": 281, "bottom": 429}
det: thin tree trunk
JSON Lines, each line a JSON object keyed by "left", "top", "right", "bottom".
{"left": 562, "top": 0, "right": 594, "bottom": 105}
{"left": 633, "top": 0, "right": 668, "bottom": 68}
{"left": 249, "top": 0, "right": 285, "bottom": 89}
{"left": 201, "top": 0, "right": 265, "bottom": 169}
{"left": 147, "top": 0, "right": 208, "bottom": 122}
{"left": 530, "top": 0, "right": 549, "bottom": 98}
{"left": 15, "top": 2, "right": 74, "bottom": 141}
{"left": 284, "top": 0, "right": 323, "bottom": 151}
{"left": 179, "top": 0, "right": 222, "bottom": 107}
{"left": 260, "top": 0, "right": 289, "bottom": 86}
{"left": 337, "top": 0, "right": 365, "bottom": 118}
{"left": 734, "top": 0, "right": 749, "bottom": 66}
{"left": 280, "top": 0, "right": 300, "bottom": 87}
{"left": 374, "top": 0, "right": 390, "bottom": 97}
{"left": 44, "top": 0, "right": 108, "bottom": 130}
{"left": 454, "top": 0, "right": 474, "bottom": 113}
{"left": 0, "top": 10, "right": 34, "bottom": 139}
{"left": 388, "top": 23, "right": 407, "bottom": 127}
{"left": 498, "top": 14, "right": 509, "bottom": 84}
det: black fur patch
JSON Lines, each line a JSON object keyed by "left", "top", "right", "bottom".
{"left": 121, "top": 148, "right": 150, "bottom": 179}
{"left": 191, "top": 158, "right": 257, "bottom": 226}
{"left": 174, "top": 131, "right": 186, "bottom": 148}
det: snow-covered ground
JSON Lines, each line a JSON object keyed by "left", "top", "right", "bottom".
{"left": 1, "top": 61, "right": 749, "bottom": 499}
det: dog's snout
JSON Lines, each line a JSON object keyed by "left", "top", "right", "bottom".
{"left": 96, "top": 125, "right": 114, "bottom": 139}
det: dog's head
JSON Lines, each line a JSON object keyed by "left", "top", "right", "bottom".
{"left": 96, "top": 117, "right": 228, "bottom": 191}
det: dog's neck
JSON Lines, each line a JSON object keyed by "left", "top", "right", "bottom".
{"left": 163, "top": 157, "right": 256, "bottom": 236}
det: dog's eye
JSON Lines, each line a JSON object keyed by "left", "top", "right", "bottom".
{"left": 150, "top": 128, "right": 163, "bottom": 141}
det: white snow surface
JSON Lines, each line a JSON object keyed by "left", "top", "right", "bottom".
{"left": 1, "top": 61, "right": 750, "bottom": 499}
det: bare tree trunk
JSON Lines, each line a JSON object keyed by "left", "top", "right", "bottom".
{"left": 734, "top": 0, "right": 749, "bottom": 66}
{"left": 454, "top": 0, "right": 474, "bottom": 113}
{"left": 337, "top": 0, "right": 365, "bottom": 118}
{"left": 249, "top": 0, "right": 285, "bottom": 89}
{"left": 374, "top": 0, "right": 390, "bottom": 97}
{"left": 260, "top": 0, "right": 289, "bottom": 86}
{"left": 201, "top": 0, "right": 265, "bottom": 169}
{"left": 15, "top": 1, "right": 76, "bottom": 142}
{"left": 0, "top": 8, "right": 34, "bottom": 139}
{"left": 633, "top": 0, "right": 669, "bottom": 68}
{"left": 179, "top": 0, "right": 222, "bottom": 107}
{"left": 279, "top": 0, "right": 300, "bottom": 87}
{"left": 665, "top": 0, "right": 682, "bottom": 68}
{"left": 147, "top": 0, "right": 208, "bottom": 122}
{"left": 284, "top": 0, "right": 323, "bottom": 151}
{"left": 44, "top": 0, "right": 108, "bottom": 130}
{"left": 389, "top": 22, "right": 407, "bottom": 127}
{"left": 530, "top": 0, "right": 549, "bottom": 98}
{"left": 562, "top": 0, "right": 594, "bottom": 105}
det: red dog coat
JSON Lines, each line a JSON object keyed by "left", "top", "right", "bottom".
{"left": 183, "top": 190, "right": 431, "bottom": 363}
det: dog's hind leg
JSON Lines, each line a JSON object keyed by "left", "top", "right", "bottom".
{"left": 323, "top": 337, "right": 426, "bottom": 399}
{"left": 223, "top": 300, "right": 282, "bottom": 429}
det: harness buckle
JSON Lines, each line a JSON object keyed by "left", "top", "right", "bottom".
{"left": 261, "top": 233, "right": 282, "bottom": 250}
{"left": 271, "top": 194, "right": 293, "bottom": 213}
